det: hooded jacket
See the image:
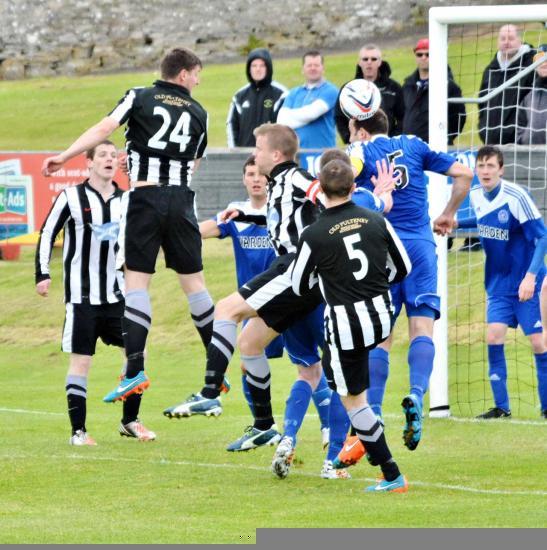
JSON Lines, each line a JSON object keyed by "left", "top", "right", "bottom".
{"left": 478, "top": 44, "right": 535, "bottom": 145}
{"left": 401, "top": 66, "right": 466, "bottom": 145}
{"left": 335, "top": 61, "right": 405, "bottom": 143}
{"left": 517, "top": 75, "right": 547, "bottom": 145}
{"left": 226, "top": 48, "right": 287, "bottom": 147}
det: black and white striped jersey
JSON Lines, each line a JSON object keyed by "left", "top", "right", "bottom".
{"left": 109, "top": 80, "right": 208, "bottom": 186}
{"left": 35, "top": 181, "right": 125, "bottom": 305}
{"left": 291, "top": 201, "right": 411, "bottom": 350}
{"left": 266, "top": 160, "right": 319, "bottom": 256}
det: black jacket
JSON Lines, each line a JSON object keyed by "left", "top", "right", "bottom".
{"left": 226, "top": 48, "right": 287, "bottom": 147}
{"left": 335, "top": 61, "right": 405, "bottom": 143}
{"left": 478, "top": 45, "right": 535, "bottom": 145}
{"left": 402, "top": 67, "right": 466, "bottom": 145}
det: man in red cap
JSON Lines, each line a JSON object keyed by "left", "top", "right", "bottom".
{"left": 401, "top": 38, "right": 466, "bottom": 145}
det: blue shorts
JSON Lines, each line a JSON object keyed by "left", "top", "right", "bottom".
{"left": 283, "top": 304, "right": 324, "bottom": 367}
{"left": 390, "top": 239, "right": 440, "bottom": 320}
{"left": 266, "top": 334, "right": 284, "bottom": 359}
{"left": 487, "top": 293, "right": 542, "bottom": 336}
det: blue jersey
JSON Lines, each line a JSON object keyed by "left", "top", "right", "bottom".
{"left": 216, "top": 200, "right": 276, "bottom": 288}
{"left": 469, "top": 179, "right": 546, "bottom": 297}
{"left": 347, "top": 134, "right": 455, "bottom": 242}
{"left": 352, "top": 187, "right": 384, "bottom": 213}
{"left": 283, "top": 81, "right": 338, "bottom": 149}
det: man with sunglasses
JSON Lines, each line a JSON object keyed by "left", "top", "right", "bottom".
{"left": 335, "top": 44, "right": 404, "bottom": 143}
{"left": 402, "top": 38, "right": 466, "bottom": 145}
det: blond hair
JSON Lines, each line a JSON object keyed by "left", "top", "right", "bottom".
{"left": 253, "top": 124, "right": 299, "bottom": 159}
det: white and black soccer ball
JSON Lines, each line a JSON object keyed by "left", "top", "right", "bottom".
{"left": 339, "top": 79, "right": 382, "bottom": 121}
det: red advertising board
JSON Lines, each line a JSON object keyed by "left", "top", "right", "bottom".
{"left": 0, "top": 152, "right": 128, "bottom": 238}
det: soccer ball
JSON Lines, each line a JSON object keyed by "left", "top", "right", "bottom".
{"left": 339, "top": 79, "right": 382, "bottom": 121}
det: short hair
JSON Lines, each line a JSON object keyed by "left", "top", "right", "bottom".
{"left": 253, "top": 124, "right": 299, "bottom": 159}
{"left": 319, "top": 149, "right": 351, "bottom": 171}
{"left": 319, "top": 159, "right": 354, "bottom": 198}
{"left": 85, "top": 140, "right": 116, "bottom": 160}
{"left": 498, "top": 24, "right": 520, "bottom": 38}
{"left": 302, "top": 50, "right": 323, "bottom": 64}
{"left": 243, "top": 155, "right": 256, "bottom": 174}
{"left": 360, "top": 44, "right": 382, "bottom": 54}
{"left": 352, "top": 109, "right": 389, "bottom": 136}
{"left": 160, "top": 48, "right": 202, "bottom": 80}
{"left": 476, "top": 145, "right": 504, "bottom": 168}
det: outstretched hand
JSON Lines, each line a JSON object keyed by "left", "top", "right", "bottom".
{"left": 41, "top": 156, "right": 65, "bottom": 177}
{"left": 433, "top": 214, "right": 457, "bottom": 236}
{"left": 218, "top": 208, "right": 240, "bottom": 223}
{"left": 371, "top": 159, "right": 397, "bottom": 195}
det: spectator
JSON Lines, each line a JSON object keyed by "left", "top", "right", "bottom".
{"left": 227, "top": 48, "right": 287, "bottom": 147}
{"left": 277, "top": 50, "right": 338, "bottom": 149}
{"left": 517, "top": 45, "right": 547, "bottom": 145}
{"left": 402, "top": 38, "right": 467, "bottom": 145}
{"left": 335, "top": 44, "right": 404, "bottom": 143}
{"left": 479, "top": 24, "right": 535, "bottom": 145}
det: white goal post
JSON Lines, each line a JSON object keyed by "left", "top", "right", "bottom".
{"left": 427, "top": 4, "right": 547, "bottom": 417}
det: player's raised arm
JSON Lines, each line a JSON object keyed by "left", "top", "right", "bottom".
{"left": 199, "top": 219, "right": 222, "bottom": 239}
{"left": 433, "top": 161, "right": 473, "bottom": 235}
{"left": 41, "top": 116, "right": 120, "bottom": 176}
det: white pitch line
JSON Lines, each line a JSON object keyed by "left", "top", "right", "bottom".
{"left": 1, "top": 452, "right": 546, "bottom": 498}
{"left": 0, "top": 407, "right": 64, "bottom": 416}
{"left": 438, "top": 415, "right": 547, "bottom": 427}
{"left": 0, "top": 407, "right": 545, "bottom": 426}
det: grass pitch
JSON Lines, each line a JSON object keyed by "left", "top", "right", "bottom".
{"left": 0, "top": 243, "right": 545, "bottom": 543}
{"left": 1, "top": 27, "right": 547, "bottom": 542}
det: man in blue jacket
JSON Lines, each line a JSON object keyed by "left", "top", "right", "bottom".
{"left": 277, "top": 50, "right": 339, "bottom": 150}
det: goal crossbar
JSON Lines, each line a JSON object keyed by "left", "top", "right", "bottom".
{"left": 449, "top": 54, "right": 547, "bottom": 105}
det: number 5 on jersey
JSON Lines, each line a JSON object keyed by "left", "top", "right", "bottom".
{"left": 343, "top": 234, "right": 369, "bottom": 280}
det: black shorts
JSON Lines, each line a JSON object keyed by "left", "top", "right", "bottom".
{"left": 238, "top": 254, "right": 323, "bottom": 334}
{"left": 321, "top": 345, "right": 370, "bottom": 397}
{"left": 117, "top": 185, "right": 203, "bottom": 274}
{"left": 62, "top": 301, "right": 124, "bottom": 355}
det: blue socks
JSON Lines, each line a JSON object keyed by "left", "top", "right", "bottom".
{"left": 283, "top": 380, "right": 313, "bottom": 443}
{"left": 311, "top": 371, "right": 332, "bottom": 429}
{"left": 368, "top": 348, "right": 389, "bottom": 417}
{"left": 534, "top": 351, "right": 547, "bottom": 412}
{"left": 488, "top": 344, "right": 509, "bottom": 412}
{"left": 326, "top": 391, "right": 350, "bottom": 461}
{"left": 409, "top": 336, "right": 435, "bottom": 407}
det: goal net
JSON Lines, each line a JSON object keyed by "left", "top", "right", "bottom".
{"left": 428, "top": 5, "right": 547, "bottom": 418}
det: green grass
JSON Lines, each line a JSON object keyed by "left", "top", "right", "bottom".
{"left": 1, "top": 27, "right": 547, "bottom": 542}
{"left": 1, "top": 24, "right": 544, "bottom": 151}
{"left": 0, "top": 244, "right": 545, "bottom": 543}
